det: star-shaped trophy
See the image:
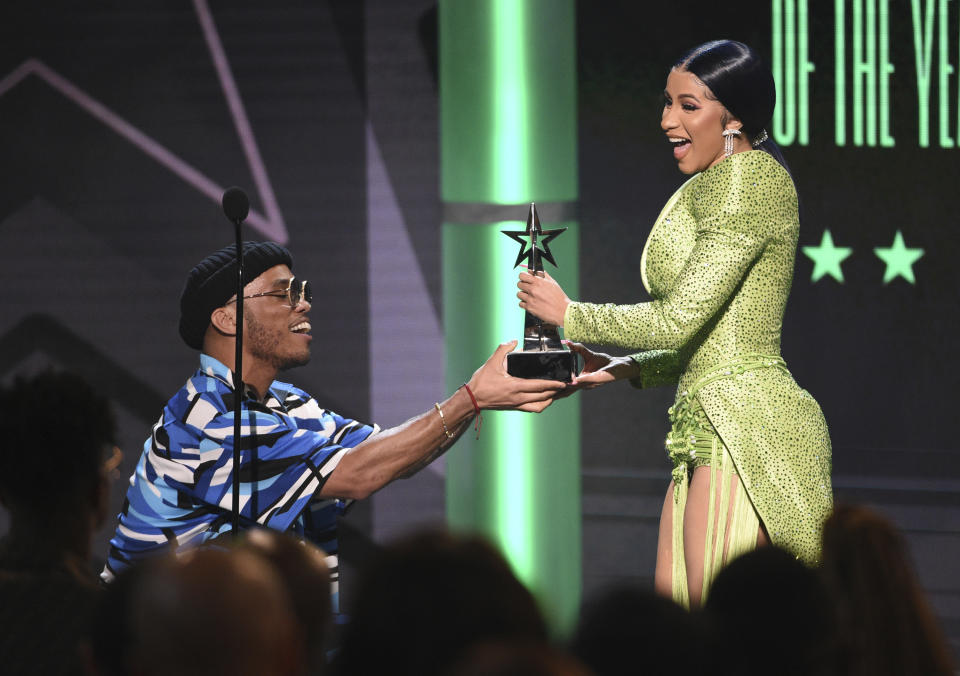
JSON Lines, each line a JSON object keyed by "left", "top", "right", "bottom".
{"left": 502, "top": 203, "right": 578, "bottom": 382}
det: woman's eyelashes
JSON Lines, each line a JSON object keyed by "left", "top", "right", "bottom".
{"left": 663, "top": 95, "right": 699, "bottom": 112}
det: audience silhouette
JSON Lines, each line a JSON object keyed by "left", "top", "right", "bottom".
{"left": 92, "top": 548, "right": 303, "bottom": 676}
{"left": 2, "top": 381, "right": 956, "bottom": 676}
{"left": 331, "top": 529, "right": 549, "bottom": 676}
{"left": 0, "top": 371, "right": 118, "bottom": 676}
{"left": 571, "top": 584, "right": 712, "bottom": 675}
{"left": 820, "top": 503, "right": 955, "bottom": 676}
{"left": 703, "top": 546, "right": 837, "bottom": 676}
{"left": 237, "top": 528, "right": 333, "bottom": 675}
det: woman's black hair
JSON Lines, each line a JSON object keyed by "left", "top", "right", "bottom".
{"left": 675, "top": 40, "right": 791, "bottom": 172}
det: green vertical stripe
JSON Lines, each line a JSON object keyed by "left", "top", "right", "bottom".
{"left": 440, "top": 0, "right": 580, "bottom": 633}
{"left": 441, "top": 0, "right": 577, "bottom": 203}
{"left": 441, "top": 220, "right": 581, "bottom": 632}
{"left": 836, "top": 0, "right": 847, "bottom": 145}
{"left": 490, "top": 5, "right": 528, "bottom": 199}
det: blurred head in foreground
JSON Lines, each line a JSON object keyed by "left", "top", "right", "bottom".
{"left": 238, "top": 528, "right": 331, "bottom": 674}
{"left": 0, "top": 370, "right": 117, "bottom": 574}
{"left": 334, "top": 529, "right": 548, "bottom": 676}
{"left": 820, "top": 504, "right": 954, "bottom": 676}
{"left": 93, "top": 548, "right": 303, "bottom": 676}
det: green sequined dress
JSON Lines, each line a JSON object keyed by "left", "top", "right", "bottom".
{"left": 564, "top": 151, "right": 833, "bottom": 603}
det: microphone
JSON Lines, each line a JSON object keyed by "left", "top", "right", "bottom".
{"left": 222, "top": 186, "right": 249, "bottom": 224}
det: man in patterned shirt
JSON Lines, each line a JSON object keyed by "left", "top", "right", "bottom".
{"left": 104, "top": 241, "right": 561, "bottom": 606}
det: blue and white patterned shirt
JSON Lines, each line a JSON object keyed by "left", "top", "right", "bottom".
{"left": 103, "top": 354, "right": 377, "bottom": 601}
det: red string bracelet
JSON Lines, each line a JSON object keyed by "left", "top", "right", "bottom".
{"left": 461, "top": 383, "right": 482, "bottom": 439}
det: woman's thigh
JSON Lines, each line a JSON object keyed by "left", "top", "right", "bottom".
{"left": 654, "top": 481, "right": 675, "bottom": 598}
{"left": 683, "top": 465, "right": 764, "bottom": 607}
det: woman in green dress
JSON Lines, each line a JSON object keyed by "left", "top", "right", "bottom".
{"left": 517, "top": 40, "right": 832, "bottom": 608}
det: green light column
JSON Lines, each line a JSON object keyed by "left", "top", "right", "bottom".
{"left": 439, "top": 0, "right": 580, "bottom": 632}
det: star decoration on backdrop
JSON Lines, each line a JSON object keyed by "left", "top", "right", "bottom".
{"left": 502, "top": 226, "right": 567, "bottom": 269}
{"left": 874, "top": 230, "right": 924, "bottom": 284}
{"left": 802, "top": 229, "right": 853, "bottom": 283}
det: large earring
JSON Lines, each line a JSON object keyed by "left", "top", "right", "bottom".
{"left": 721, "top": 129, "right": 741, "bottom": 157}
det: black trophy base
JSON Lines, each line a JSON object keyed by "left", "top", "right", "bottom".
{"left": 507, "top": 349, "right": 578, "bottom": 383}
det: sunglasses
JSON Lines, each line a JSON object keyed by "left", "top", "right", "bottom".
{"left": 227, "top": 276, "right": 312, "bottom": 307}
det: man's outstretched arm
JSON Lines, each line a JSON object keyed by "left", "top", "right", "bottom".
{"left": 320, "top": 340, "right": 564, "bottom": 500}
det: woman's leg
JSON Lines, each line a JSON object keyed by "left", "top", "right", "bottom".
{"left": 654, "top": 481, "right": 675, "bottom": 598}
{"left": 683, "top": 465, "right": 767, "bottom": 607}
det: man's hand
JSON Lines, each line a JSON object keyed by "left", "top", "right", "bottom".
{"left": 517, "top": 270, "right": 571, "bottom": 327}
{"left": 322, "top": 341, "right": 566, "bottom": 500}
{"left": 466, "top": 340, "right": 566, "bottom": 413}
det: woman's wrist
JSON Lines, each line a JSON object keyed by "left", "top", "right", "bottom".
{"left": 609, "top": 356, "right": 642, "bottom": 381}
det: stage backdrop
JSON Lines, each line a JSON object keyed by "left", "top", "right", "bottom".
{"left": 1, "top": 0, "right": 957, "bottom": 650}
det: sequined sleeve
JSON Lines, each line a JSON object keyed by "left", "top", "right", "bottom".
{"left": 564, "top": 152, "right": 796, "bottom": 351}
{"left": 627, "top": 349, "right": 685, "bottom": 389}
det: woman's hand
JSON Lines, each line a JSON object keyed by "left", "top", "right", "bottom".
{"left": 517, "top": 270, "right": 571, "bottom": 327}
{"left": 565, "top": 341, "right": 641, "bottom": 390}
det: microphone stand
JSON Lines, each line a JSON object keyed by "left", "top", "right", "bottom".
{"left": 222, "top": 187, "right": 249, "bottom": 539}
{"left": 231, "top": 224, "right": 243, "bottom": 538}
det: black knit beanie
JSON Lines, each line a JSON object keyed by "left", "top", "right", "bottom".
{"left": 178, "top": 241, "right": 293, "bottom": 350}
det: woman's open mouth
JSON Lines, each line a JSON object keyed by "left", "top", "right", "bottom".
{"left": 669, "top": 136, "right": 691, "bottom": 160}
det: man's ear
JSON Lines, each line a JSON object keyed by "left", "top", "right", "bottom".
{"left": 210, "top": 306, "right": 237, "bottom": 335}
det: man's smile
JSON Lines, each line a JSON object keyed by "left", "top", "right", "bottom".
{"left": 290, "top": 320, "right": 311, "bottom": 334}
